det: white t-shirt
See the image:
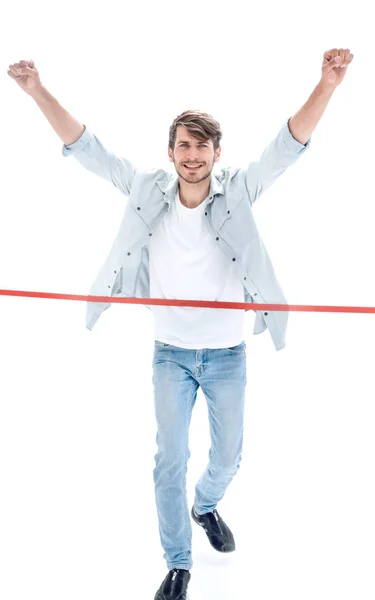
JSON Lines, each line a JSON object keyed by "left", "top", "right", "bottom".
{"left": 149, "top": 190, "right": 245, "bottom": 349}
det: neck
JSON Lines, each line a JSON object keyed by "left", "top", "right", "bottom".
{"left": 178, "top": 178, "right": 211, "bottom": 209}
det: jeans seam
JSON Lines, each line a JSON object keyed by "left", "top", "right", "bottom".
{"left": 184, "top": 380, "right": 196, "bottom": 551}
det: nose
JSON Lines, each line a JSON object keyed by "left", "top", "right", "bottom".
{"left": 185, "top": 151, "right": 201, "bottom": 163}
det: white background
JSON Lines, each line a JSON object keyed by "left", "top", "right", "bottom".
{"left": 1, "top": 1, "right": 374, "bottom": 599}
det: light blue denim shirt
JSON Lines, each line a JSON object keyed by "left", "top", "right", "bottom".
{"left": 62, "top": 117, "right": 311, "bottom": 350}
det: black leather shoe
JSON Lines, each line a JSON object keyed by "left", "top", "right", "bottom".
{"left": 154, "top": 569, "right": 191, "bottom": 600}
{"left": 191, "top": 505, "right": 235, "bottom": 552}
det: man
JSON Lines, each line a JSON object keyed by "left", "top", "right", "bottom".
{"left": 8, "top": 48, "right": 353, "bottom": 600}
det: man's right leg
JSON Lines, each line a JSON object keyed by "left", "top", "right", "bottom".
{"left": 152, "top": 341, "right": 199, "bottom": 571}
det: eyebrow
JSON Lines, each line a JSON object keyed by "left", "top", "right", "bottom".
{"left": 176, "top": 140, "right": 209, "bottom": 144}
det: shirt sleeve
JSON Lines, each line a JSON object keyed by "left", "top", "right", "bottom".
{"left": 235, "top": 117, "right": 311, "bottom": 205}
{"left": 62, "top": 125, "right": 136, "bottom": 196}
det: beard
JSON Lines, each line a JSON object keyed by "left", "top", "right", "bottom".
{"left": 174, "top": 161, "right": 214, "bottom": 185}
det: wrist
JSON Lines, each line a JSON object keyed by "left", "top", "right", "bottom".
{"left": 317, "top": 79, "right": 337, "bottom": 96}
{"left": 28, "top": 84, "right": 49, "bottom": 101}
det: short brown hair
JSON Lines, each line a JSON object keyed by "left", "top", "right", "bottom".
{"left": 168, "top": 110, "right": 222, "bottom": 151}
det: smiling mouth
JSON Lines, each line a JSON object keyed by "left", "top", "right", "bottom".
{"left": 183, "top": 164, "right": 202, "bottom": 171}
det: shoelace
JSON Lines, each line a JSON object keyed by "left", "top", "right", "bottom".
{"left": 171, "top": 569, "right": 189, "bottom": 591}
{"left": 194, "top": 506, "right": 225, "bottom": 537}
{"left": 213, "top": 510, "right": 224, "bottom": 535}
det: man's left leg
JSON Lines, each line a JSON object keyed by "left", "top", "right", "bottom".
{"left": 192, "top": 341, "right": 247, "bottom": 551}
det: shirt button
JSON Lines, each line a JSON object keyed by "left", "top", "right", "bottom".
{"left": 244, "top": 277, "right": 247, "bottom": 280}
{"left": 232, "top": 258, "right": 236, "bottom": 262}
{"left": 264, "top": 312, "right": 268, "bottom": 316}
{"left": 149, "top": 233, "right": 152, "bottom": 236}
{"left": 127, "top": 252, "right": 131, "bottom": 256}
{"left": 227, "top": 210, "right": 230, "bottom": 214}
{"left": 205, "top": 212, "right": 208, "bottom": 216}
{"left": 137, "top": 207, "right": 141, "bottom": 210}
{"left": 114, "top": 270, "right": 117, "bottom": 274}
{"left": 216, "top": 237, "right": 219, "bottom": 241}
{"left": 254, "top": 292, "right": 258, "bottom": 296}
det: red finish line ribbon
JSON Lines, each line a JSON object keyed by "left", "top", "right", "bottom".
{"left": 0, "top": 288, "right": 375, "bottom": 313}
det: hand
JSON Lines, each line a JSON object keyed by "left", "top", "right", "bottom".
{"left": 7, "top": 59, "right": 42, "bottom": 95}
{"left": 320, "top": 48, "right": 354, "bottom": 90}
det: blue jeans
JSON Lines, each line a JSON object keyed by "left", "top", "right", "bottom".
{"left": 152, "top": 340, "right": 247, "bottom": 570}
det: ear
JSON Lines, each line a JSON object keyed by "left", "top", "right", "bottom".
{"left": 214, "top": 145, "right": 221, "bottom": 163}
{"left": 168, "top": 146, "right": 174, "bottom": 162}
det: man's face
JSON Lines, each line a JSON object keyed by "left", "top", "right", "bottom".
{"left": 168, "top": 125, "right": 221, "bottom": 185}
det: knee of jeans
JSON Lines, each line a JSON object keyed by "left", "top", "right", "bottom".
{"left": 212, "top": 452, "right": 242, "bottom": 477}
{"left": 154, "top": 443, "right": 191, "bottom": 471}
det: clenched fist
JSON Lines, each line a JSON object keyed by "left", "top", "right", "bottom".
{"left": 320, "top": 48, "right": 354, "bottom": 89}
{"left": 7, "top": 60, "right": 42, "bottom": 95}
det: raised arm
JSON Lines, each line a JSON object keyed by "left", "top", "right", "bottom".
{"left": 236, "top": 47, "right": 354, "bottom": 205}
{"left": 8, "top": 60, "right": 84, "bottom": 145}
{"left": 7, "top": 59, "right": 136, "bottom": 196}
{"left": 236, "top": 116, "right": 311, "bottom": 206}
{"left": 288, "top": 48, "right": 354, "bottom": 144}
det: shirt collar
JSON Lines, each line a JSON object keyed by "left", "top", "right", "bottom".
{"left": 157, "top": 171, "right": 225, "bottom": 203}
